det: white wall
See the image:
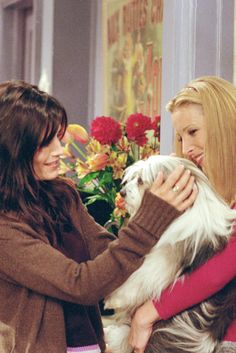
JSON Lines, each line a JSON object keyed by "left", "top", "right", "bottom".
{"left": 160, "top": 0, "right": 234, "bottom": 154}
{"left": 38, "top": 0, "right": 54, "bottom": 93}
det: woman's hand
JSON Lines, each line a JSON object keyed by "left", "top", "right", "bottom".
{"left": 149, "top": 165, "right": 198, "bottom": 212}
{"left": 129, "top": 300, "right": 160, "bottom": 353}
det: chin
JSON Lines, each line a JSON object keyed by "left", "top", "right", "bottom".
{"left": 104, "top": 155, "right": 236, "bottom": 353}
{"left": 40, "top": 172, "right": 59, "bottom": 181}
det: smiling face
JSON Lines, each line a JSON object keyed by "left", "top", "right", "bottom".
{"left": 33, "top": 132, "right": 64, "bottom": 180}
{"left": 171, "top": 103, "right": 206, "bottom": 168}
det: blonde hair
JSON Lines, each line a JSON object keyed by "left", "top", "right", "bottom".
{"left": 166, "top": 76, "right": 236, "bottom": 206}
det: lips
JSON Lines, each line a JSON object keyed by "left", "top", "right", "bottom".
{"left": 194, "top": 154, "right": 204, "bottom": 166}
{"left": 45, "top": 160, "right": 60, "bottom": 167}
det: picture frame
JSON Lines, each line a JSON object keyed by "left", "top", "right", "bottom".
{"left": 102, "top": 0, "right": 163, "bottom": 121}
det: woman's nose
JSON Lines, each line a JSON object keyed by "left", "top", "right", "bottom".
{"left": 182, "top": 141, "right": 194, "bottom": 157}
{"left": 52, "top": 139, "right": 64, "bottom": 156}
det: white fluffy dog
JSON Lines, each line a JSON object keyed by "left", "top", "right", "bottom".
{"left": 104, "top": 155, "right": 236, "bottom": 353}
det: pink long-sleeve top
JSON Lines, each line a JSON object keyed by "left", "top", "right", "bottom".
{"left": 153, "top": 221, "right": 236, "bottom": 341}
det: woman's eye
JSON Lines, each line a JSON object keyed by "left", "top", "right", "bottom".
{"left": 189, "top": 129, "right": 197, "bottom": 136}
{"left": 137, "top": 177, "right": 144, "bottom": 185}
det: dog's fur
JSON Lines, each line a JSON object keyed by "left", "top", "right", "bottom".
{"left": 104, "top": 155, "right": 236, "bottom": 353}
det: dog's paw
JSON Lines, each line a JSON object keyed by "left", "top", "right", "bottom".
{"left": 104, "top": 324, "right": 117, "bottom": 340}
{"left": 105, "top": 287, "right": 139, "bottom": 310}
{"left": 104, "top": 324, "right": 132, "bottom": 353}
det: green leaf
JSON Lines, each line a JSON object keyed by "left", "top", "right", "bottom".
{"left": 78, "top": 172, "right": 100, "bottom": 186}
{"left": 99, "top": 172, "right": 113, "bottom": 186}
{"left": 77, "top": 187, "right": 96, "bottom": 195}
{"left": 85, "top": 194, "right": 111, "bottom": 206}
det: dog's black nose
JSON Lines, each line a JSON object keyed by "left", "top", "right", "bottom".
{"left": 120, "top": 188, "right": 126, "bottom": 197}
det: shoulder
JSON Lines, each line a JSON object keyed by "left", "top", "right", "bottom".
{"left": 0, "top": 213, "right": 49, "bottom": 243}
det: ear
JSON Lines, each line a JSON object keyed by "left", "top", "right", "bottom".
{"left": 137, "top": 176, "right": 144, "bottom": 185}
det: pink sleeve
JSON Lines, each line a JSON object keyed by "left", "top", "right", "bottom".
{"left": 153, "top": 235, "right": 236, "bottom": 320}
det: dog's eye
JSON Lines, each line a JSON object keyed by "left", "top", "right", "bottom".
{"left": 137, "top": 177, "right": 144, "bottom": 185}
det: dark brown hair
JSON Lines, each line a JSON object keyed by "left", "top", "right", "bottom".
{"left": 0, "top": 80, "right": 78, "bottom": 244}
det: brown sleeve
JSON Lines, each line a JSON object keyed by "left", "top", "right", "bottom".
{"left": 0, "top": 191, "right": 180, "bottom": 305}
{"left": 77, "top": 190, "right": 180, "bottom": 260}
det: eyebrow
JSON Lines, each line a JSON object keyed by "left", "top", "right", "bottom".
{"left": 182, "top": 124, "right": 198, "bottom": 133}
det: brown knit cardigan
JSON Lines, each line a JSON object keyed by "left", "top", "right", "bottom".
{"left": 0, "top": 190, "right": 180, "bottom": 353}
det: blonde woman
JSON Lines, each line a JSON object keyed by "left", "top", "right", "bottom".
{"left": 129, "top": 76, "right": 236, "bottom": 353}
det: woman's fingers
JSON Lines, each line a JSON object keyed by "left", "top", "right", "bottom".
{"left": 149, "top": 165, "right": 184, "bottom": 196}
{"left": 176, "top": 183, "right": 198, "bottom": 212}
{"left": 149, "top": 170, "right": 164, "bottom": 189}
{"left": 150, "top": 165, "right": 198, "bottom": 212}
{"left": 160, "top": 164, "right": 186, "bottom": 190}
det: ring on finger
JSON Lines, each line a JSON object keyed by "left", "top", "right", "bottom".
{"left": 172, "top": 184, "right": 180, "bottom": 193}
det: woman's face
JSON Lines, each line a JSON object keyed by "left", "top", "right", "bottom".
{"left": 171, "top": 104, "right": 206, "bottom": 168}
{"left": 33, "top": 133, "right": 64, "bottom": 180}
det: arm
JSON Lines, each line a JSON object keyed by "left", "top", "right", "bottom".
{"left": 0, "top": 165, "right": 194, "bottom": 305}
{"left": 154, "top": 233, "right": 236, "bottom": 319}
{"left": 129, "top": 234, "right": 236, "bottom": 353}
{"left": 0, "top": 192, "right": 180, "bottom": 306}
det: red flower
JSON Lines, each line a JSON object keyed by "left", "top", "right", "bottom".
{"left": 125, "top": 113, "right": 152, "bottom": 146}
{"left": 91, "top": 116, "right": 122, "bottom": 145}
{"left": 151, "top": 115, "right": 161, "bottom": 138}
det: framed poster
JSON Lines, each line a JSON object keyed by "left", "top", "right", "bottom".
{"left": 103, "top": 0, "right": 163, "bottom": 121}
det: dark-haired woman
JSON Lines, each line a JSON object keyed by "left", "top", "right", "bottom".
{"left": 0, "top": 80, "right": 196, "bottom": 353}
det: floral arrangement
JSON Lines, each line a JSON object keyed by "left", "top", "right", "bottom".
{"left": 60, "top": 113, "right": 160, "bottom": 230}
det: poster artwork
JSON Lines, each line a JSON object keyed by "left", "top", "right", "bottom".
{"left": 105, "top": 0, "right": 163, "bottom": 121}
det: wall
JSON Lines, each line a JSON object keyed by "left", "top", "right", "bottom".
{"left": 89, "top": 0, "right": 235, "bottom": 153}
{"left": 160, "top": 0, "right": 234, "bottom": 153}
{"left": 52, "top": 0, "right": 91, "bottom": 126}
{"left": 0, "top": 0, "right": 93, "bottom": 129}
{"left": 0, "top": 0, "right": 234, "bottom": 149}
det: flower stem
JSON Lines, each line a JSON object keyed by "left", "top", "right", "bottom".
{"left": 92, "top": 179, "right": 106, "bottom": 194}
{"left": 131, "top": 143, "right": 140, "bottom": 161}
{"left": 72, "top": 141, "right": 87, "bottom": 159}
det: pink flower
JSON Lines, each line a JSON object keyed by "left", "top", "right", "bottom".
{"left": 91, "top": 116, "right": 122, "bottom": 145}
{"left": 65, "top": 124, "right": 89, "bottom": 144}
{"left": 61, "top": 130, "right": 73, "bottom": 144}
{"left": 88, "top": 153, "right": 109, "bottom": 171}
{"left": 125, "top": 113, "right": 152, "bottom": 146}
{"left": 115, "top": 193, "right": 126, "bottom": 211}
{"left": 113, "top": 193, "right": 127, "bottom": 218}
